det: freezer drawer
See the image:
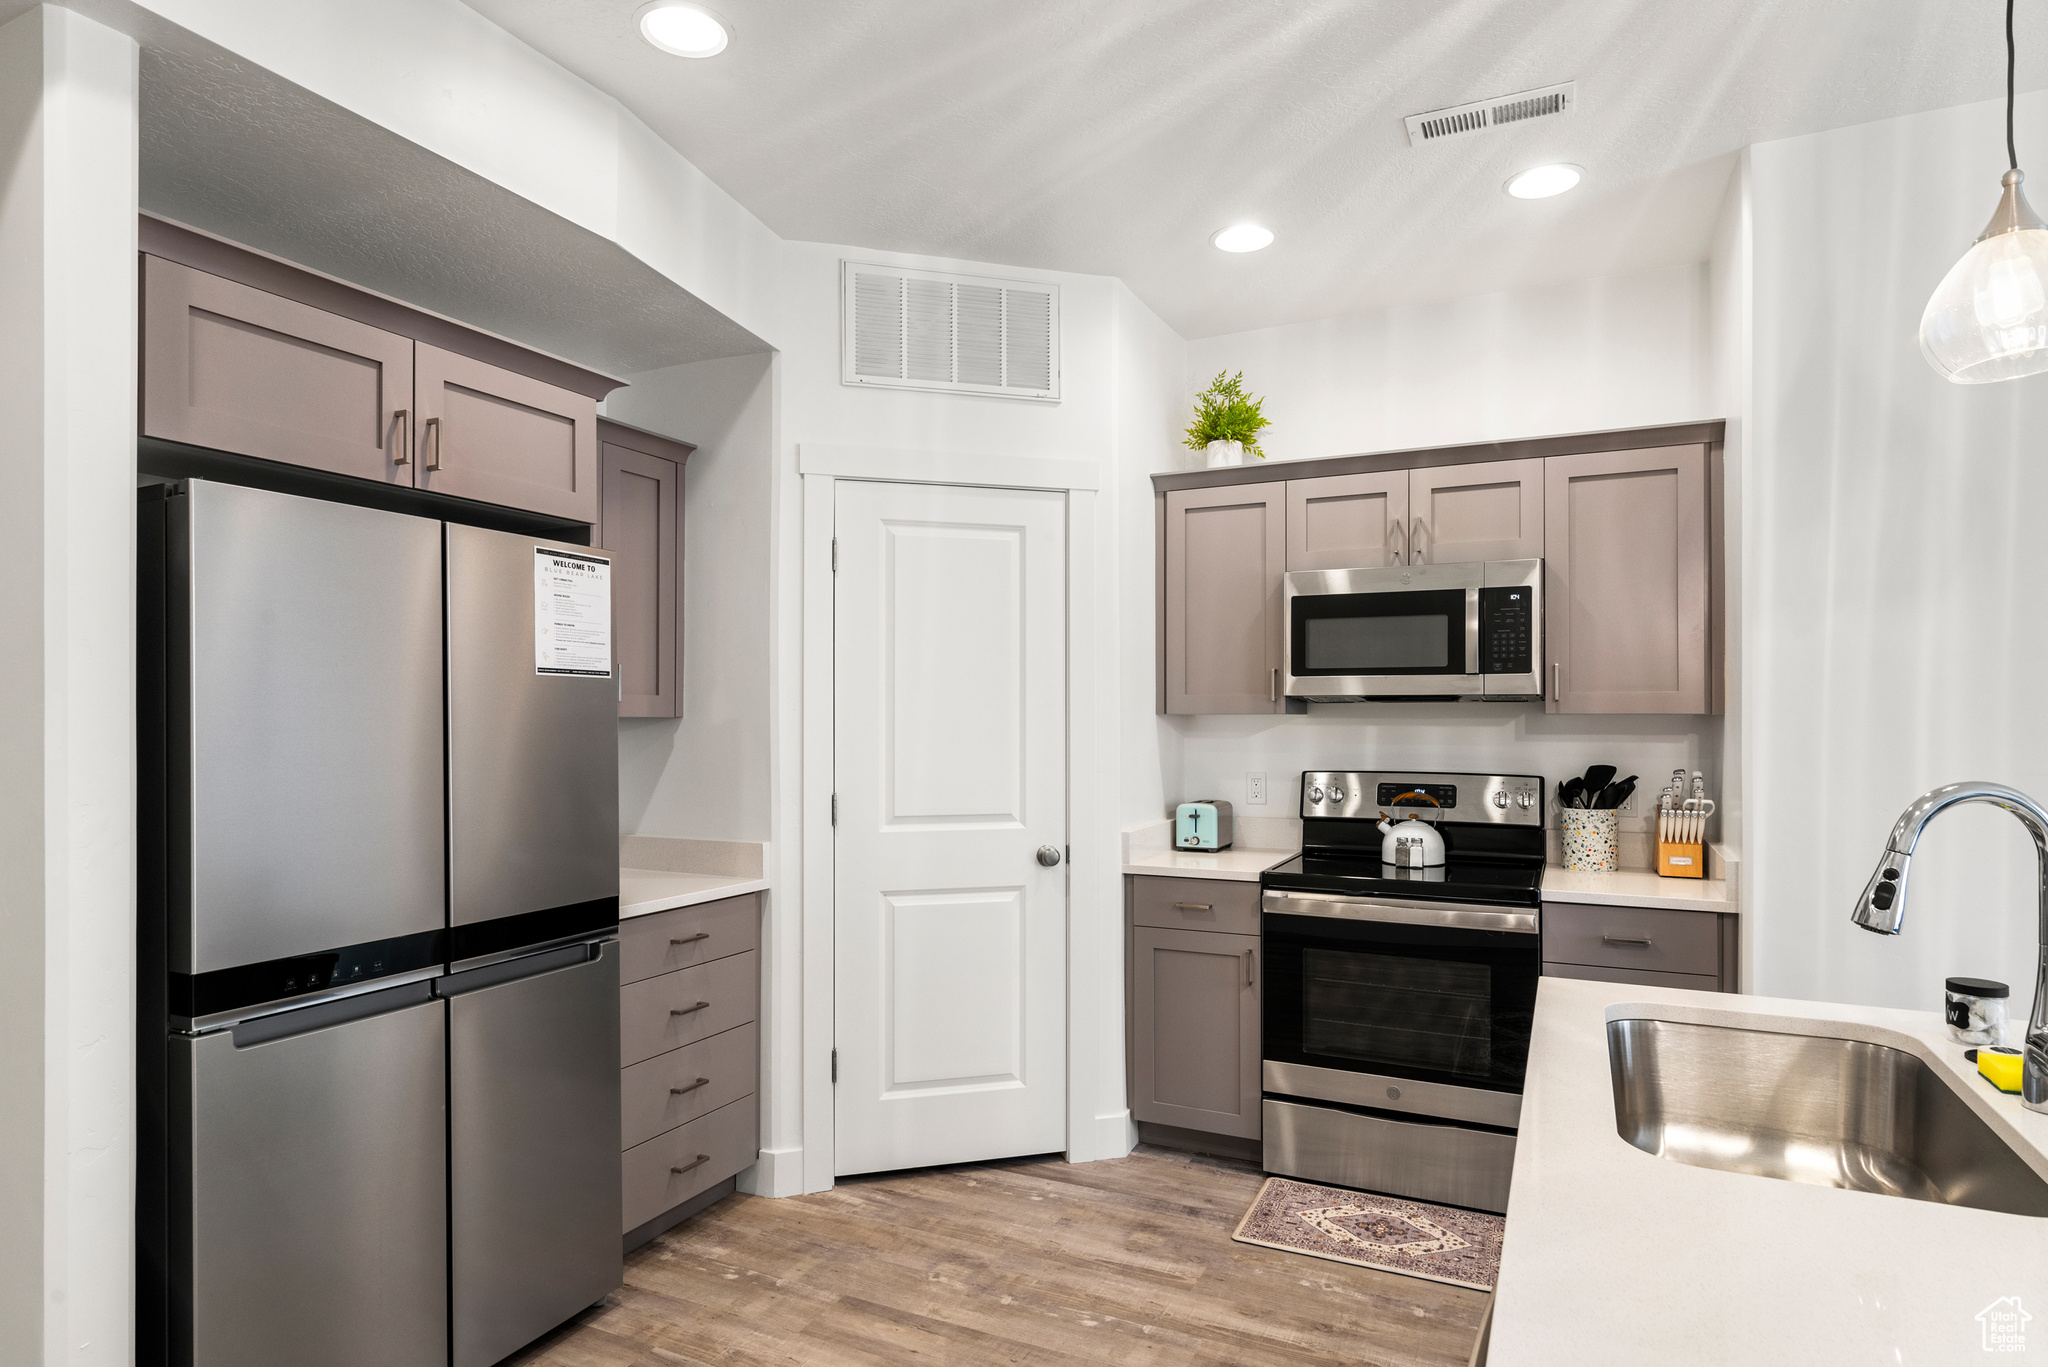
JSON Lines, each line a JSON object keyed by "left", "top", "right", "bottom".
{"left": 171, "top": 481, "right": 445, "bottom": 974}
{"left": 620, "top": 949, "right": 759, "bottom": 1066}
{"left": 621, "top": 1093, "right": 760, "bottom": 1233}
{"left": 446, "top": 522, "right": 619, "bottom": 932}
{"left": 176, "top": 982, "right": 446, "bottom": 1367}
{"left": 447, "top": 940, "right": 623, "bottom": 1367}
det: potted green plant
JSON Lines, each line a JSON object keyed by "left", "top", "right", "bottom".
{"left": 1182, "top": 371, "right": 1270, "bottom": 467}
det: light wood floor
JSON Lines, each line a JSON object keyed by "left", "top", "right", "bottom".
{"left": 505, "top": 1146, "right": 1488, "bottom": 1367}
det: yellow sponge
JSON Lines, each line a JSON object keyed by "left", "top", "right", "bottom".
{"left": 1979, "top": 1047, "right": 2024, "bottom": 1094}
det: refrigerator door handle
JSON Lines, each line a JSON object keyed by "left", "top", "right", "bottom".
{"left": 435, "top": 939, "right": 607, "bottom": 999}
{"left": 230, "top": 979, "right": 438, "bottom": 1048}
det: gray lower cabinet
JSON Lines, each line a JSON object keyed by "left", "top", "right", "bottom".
{"left": 618, "top": 893, "right": 762, "bottom": 1241}
{"left": 1541, "top": 900, "right": 1736, "bottom": 991}
{"left": 1128, "top": 878, "right": 1261, "bottom": 1140}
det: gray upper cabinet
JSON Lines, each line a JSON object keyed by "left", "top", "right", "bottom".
{"left": 142, "top": 255, "right": 415, "bottom": 484}
{"left": 1410, "top": 457, "right": 1544, "bottom": 563}
{"left": 1284, "top": 470, "right": 1408, "bottom": 569}
{"left": 1545, "top": 445, "right": 1710, "bottom": 714}
{"left": 416, "top": 343, "right": 599, "bottom": 524}
{"left": 598, "top": 420, "right": 693, "bottom": 719}
{"left": 1129, "top": 923, "right": 1261, "bottom": 1139}
{"left": 1164, "top": 482, "right": 1286, "bottom": 714}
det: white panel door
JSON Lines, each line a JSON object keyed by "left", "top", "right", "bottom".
{"left": 833, "top": 480, "right": 1068, "bottom": 1176}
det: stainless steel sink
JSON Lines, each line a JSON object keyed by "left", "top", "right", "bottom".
{"left": 1607, "top": 1017, "right": 2048, "bottom": 1217}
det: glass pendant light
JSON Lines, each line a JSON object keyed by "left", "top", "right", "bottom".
{"left": 1921, "top": 0, "right": 2048, "bottom": 383}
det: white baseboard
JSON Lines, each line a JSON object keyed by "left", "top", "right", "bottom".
{"left": 1066, "top": 1110, "right": 1138, "bottom": 1164}
{"left": 737, "top": 1144, "right": 806, "bottom": 1197}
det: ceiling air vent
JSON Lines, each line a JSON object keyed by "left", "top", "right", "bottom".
{"left": 1404, "top": 81, "right": 1575, "bottom": 148}
{"left": 842, "top": 262, "right": 1060, "bottom": 401}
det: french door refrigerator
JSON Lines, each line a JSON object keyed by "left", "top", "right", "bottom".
{"left": 139, "top": 480, "right": 622, "bottom": 1367}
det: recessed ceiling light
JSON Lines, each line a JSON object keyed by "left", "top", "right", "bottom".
{"left": 1505, "top": 164, "right": 1583, "bottom": 199}
{"left": 636, "top": 1, "right": 732, "bottom": 58}
{"left": 1212, "top": 224, "right": 1274, "bottom": 253}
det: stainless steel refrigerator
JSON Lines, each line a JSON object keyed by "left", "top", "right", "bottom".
{"left": 139, "top": 479, "right": 623, "bottom": 1367}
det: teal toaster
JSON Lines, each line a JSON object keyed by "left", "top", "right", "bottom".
{"left": 1175, "top": 800, "right": 1234, "bottom": 851}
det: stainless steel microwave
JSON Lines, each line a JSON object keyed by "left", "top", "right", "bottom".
{"left": 1282, "top": 559, "right": 1542, "bottom": 702}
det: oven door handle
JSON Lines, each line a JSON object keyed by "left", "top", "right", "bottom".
{"left": 1261, "top": 889, "right": 1538, "bottom": 935}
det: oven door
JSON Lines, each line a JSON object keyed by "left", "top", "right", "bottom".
{"left": 1283, "top": 565, "right": 1480, "bottom": 699}
{"left": 1261, "top": 901, "right": 1539, "bottom": 1126}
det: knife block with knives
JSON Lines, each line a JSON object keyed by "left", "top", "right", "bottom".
{"left": 1655, "top": 769, "right": 1712, "bottom": 878}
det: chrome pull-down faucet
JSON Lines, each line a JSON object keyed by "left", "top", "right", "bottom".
{"left": 1852, "top": 780, "right": 2048, "bottom": 1112}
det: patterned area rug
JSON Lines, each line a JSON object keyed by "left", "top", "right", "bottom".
{"left": 1230, "top": 1177, "right": 1504, "bottom": 1290}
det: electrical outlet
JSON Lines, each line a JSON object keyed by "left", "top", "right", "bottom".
{"left": 1618, "top": 792, "right": 1637, "bottom": 815}
{"left": 1246, "top": 771, "right": 1267, "bottom": 805}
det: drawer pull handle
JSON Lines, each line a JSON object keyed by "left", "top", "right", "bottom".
{"left": 670, "top": 1001, "right": 712, "bottom": 1016}
{"left": 670, "top": 933, "right": 711, "bottom": 946}
{"left": 670, "top": 1154, "right": 711, "bottom": 1176}
{"left": 1601, "top": 935, "right": 1654, "bottom": 947}
{"left": 1173, "top": 902, "right": 1213, "bottom": 912}
{"left": 670, "top": 1077, "right": 710, "bottom": 1096}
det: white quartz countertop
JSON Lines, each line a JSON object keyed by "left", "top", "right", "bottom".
{"left": 620, "top": 867, "right": 768, "bottom": 920}
{"left": 1539, "top": 865, "right": 1736, "bottom": 913}
{"left": 1491, "top": 977, "right": 2048, "bottom": 1365}
{"left": 1121, "top": 847, "right": 1297, "bottom": 882}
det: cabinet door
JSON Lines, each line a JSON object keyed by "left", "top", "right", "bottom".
{"left": 599, "top": 440, "right": 680, "bottom": 717}
{"left": 1285, "top": 471, "right": 1408, "bottom": 569}
{"left": 141, "top": 255, "right": 414, "bottom": 483}
{"left": 1410, "top": 457, "right": 1544, "bottom": 563}
{"left": 416, "top": 343, "right": 598, "bottom": 522}
{"left": 1545, "top": 445, "right": 1709, "bottom": 713}
{"left": 1164, "top": 483, "right": 1285, "bottom": 714}
{"left": 1130, "top": 927, "right": 1260, "bottom": 1139}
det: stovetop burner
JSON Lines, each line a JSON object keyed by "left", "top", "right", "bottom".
{"left": 1263, "top": 769, "right": 1547, "bottom": 909}
{"left": 1262, "top": 850, "right": 1543, "bottom": 908}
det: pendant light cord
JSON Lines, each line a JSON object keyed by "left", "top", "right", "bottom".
{"left": 2011, "top": 0, "right": 2020, "bottom": 171}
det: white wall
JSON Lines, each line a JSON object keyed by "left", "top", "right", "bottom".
{"left": 607, "top": 352, "right": 776, "bottom": 844}
{"left": 1747, "top": 90, "right": 2048, "bottom": 1011}
{"left": 1185, "top": 262, "right": 1717, "bottom": 465}
{"left": 0, "top": 7, "right": 138, "bottom": 1363}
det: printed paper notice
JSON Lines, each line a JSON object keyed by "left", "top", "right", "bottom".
{"left": 535, "top": 548, "right": 612, "bottom": 677}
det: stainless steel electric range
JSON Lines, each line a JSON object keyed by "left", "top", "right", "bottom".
{"left": 1259, "top": 770, "right": 1544, "bottom": 1214}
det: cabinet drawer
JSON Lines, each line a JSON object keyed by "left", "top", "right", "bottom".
{"left": 618, "top": 894, "right": 760, "bottom": 986}
{"left": 1130, "top": 876, "right": 1261, "bottom": 936}
{"left": 621, "top": 1093, "right": 758, "bottom": 1233}
{"left": 1541, "top": 902, "right": 1720, "bottom": 977}
{"left": 1544, "top": 961, "right": 1722, "bottom": 994}
{"left": 621, "top": 950, "right": 758, "bottom": 1066}
{"left": 621, "top": 1022, "right": 758, "bottom": 1150}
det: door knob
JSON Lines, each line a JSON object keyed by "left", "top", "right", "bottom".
{"left": 1036, "top": 845, "right": 1062, "bottom": 867}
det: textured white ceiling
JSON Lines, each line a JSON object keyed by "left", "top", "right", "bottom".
{"left": 464, "top": 0, "right": 2037, "bottom": 338}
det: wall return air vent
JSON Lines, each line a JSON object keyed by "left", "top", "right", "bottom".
{"left": 842, "top": 262, "right": 1060, "bottom": 401}
{"left": 1403, "top": 81, "right": 1575, "bottom": 148}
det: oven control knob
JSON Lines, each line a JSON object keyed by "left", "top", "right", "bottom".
{"left": 1308, "top": 785, "right": 1324, "bottom": 803}
{"left": 1516, "top": 792, "right": 1535, "bottom": 809}
{"left": 1328, "top": 786, "right": 1345, "bottom": 802}
{"left": 1491, "top": 791, "right": 1509, "bottom": 808}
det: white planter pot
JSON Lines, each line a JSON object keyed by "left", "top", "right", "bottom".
{"left": 1204, "top": 439, "right": 1244, "bottom": 468}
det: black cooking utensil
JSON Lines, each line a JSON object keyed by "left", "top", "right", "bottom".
{"left": 1581, "top": 764, "right": 1617, "bottom": 799}
{"left": 1602, "top": 775, "right": 1638, "bottom": 811}
{"left": 1559, "top": 777, "right": 1584, "bottom": 810}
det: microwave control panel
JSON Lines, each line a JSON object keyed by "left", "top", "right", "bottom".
{"left": 1478, "top": 586, "right": 1534, "bottom": 675}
